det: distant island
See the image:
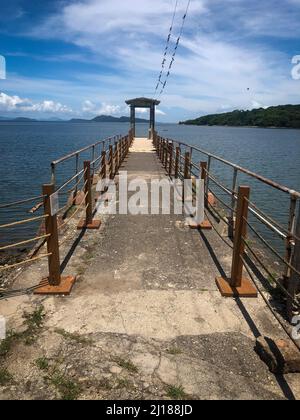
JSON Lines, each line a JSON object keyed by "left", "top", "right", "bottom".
{"left": 180, "top": 105, "right": 300, "bottom": 129}
{"left": 0, "top": 115, "right": 149, "bottom": 123}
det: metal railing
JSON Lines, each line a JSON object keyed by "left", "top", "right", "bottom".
{"left": 0, "top": 132, "right": 133, "bottom": 298}
{"left": 154, "top": 135, "right": 300, "bottom": 325}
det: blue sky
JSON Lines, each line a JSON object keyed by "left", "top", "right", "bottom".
{"left": 0, "top": 0, "right": 299, "bottom": 122}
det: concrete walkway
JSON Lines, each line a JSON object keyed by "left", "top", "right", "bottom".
{"left": 1, "top": 138, "right": 299, "bottom": 400}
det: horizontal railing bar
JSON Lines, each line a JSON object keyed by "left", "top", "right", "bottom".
{"left": 163, "top": 137, "right": 300, "bottom": 199}
{"left": 0, "top": 214, "right": 48, "bottom": 229}
{"left": 248, "top": 206, "right": 287, "bottom": 240}
{"left": 244, "top": 217, "right": 300, "bottom": 276}
{"left": 0, "top": 195, "right": 46, "bottom": 210}
{"left": 0, "top": 253, "right": 52, "bottom": 272}
{"left": 0, "top": 234, "right": 50, "bottom": 251}
{"left": 245, "top": 197, "right": 292, "bottom": 239}
{"left": 206, "top": 171, "right": 234, "bottom": 196}
{"left": 208, "top": 188, "right": 236, "bottom": 213}
{"left": 242, "top": 238, "right": 300, "bottom": 307}
{"left": 52, "top": 137, "right": 115, "bottom": 166}
{"left": 204, "top": 208, "right": 233, "bottom": 249}
{"left": 56, "top": 168, "right": 85, "bottom": 194}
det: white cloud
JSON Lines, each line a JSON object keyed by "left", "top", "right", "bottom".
{"left": 0, "top": 92, "right": 72, "bottom": 114}
{"left": 82, "top": 100, "right": 122, "bottom": 115}
{"left": 3, "top": 0, "right": 300, "bottom": 120}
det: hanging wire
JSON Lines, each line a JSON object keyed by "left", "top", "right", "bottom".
{"left": 154, "top": 0, "right": 179, "bottom": 95}
{"left": 158, "top": 0, "right": 192, "bottom": 97}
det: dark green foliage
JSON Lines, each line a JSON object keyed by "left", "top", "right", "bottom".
{"left": 180, "top": 105, "right": 300, "bottom": 129}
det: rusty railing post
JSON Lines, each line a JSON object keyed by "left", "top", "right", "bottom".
{"left": 175, "top": 147, "right": 180, "bottom": 179}
{"left": 109, "top": 145, "right": 114, "bottom": 179}
{"left": 216, "top": 186, "right": 257, "bottom": 297}
{"left": 85, "top": 161, "right": 93, "bottom": 225}
{"left": 43, "top": 184, "right": 61, "bottom": 286}
{"left": 169, "top": 142, "right": 174, "bottom": 176}
{"left": 100, "top": 151, "right": 106, "bottom": 179}
{"left": 184, "top": 152, "right": 191, "bottom": 180}
{"left": 287, "top": 204, "right": 300, "bottom": 321}
{"left": 231, "top": 186, "right": 250, "bottom": 287}
{"left": 160, "top": 139, "right": 164, "bottom": 161}
{"left": 229, "top": 168, "right": 238, "bottom": 240}
{"left": 72, "top": 152, "right": 79, "bottom": 205}
{"left": 34, "top": 184, "right": 76, "bottom": 295}
{"left": 78, "top": 161, "right": 101, "bottom": 230}
{"left": 200, "top": 162, "right": 208, "bottom": 208}
{"left": 161, "top": 139, "right": 164, "bottom": 163}
{"left": 284, "top": 194, "right": 298, "bottom": 286}
{"left": 164, "top": 141, "right": 170, "bottom": 169}
{"left": 115, "top": 141, "right": 119, "bottom": 173}
{"left": 182, "top": 152, "right": 191, "bottom": 203}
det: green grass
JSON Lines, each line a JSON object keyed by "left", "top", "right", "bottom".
{"left": 166, "top": 347, "right": 182, "bottom": 355}
{"left": 114, "top": 357, "right": 138, "bottom": 373}
{"left": 50, "top": 373, "right": 81, "bottom": 400}
{"left": 55, "top": 328, "right": 93, "bottom": 345}
{"left": 22, "top": 306, "right": 46, "bottom": 345}
{"left": 116, "top": 378, "right": 132, "bottom": 389}
{"left": 0, "top": 368, "right": 13, "bottom": 386}
{"left": 98, "top": 378, "right": 112, "bottom": 390}
{"left": 166, "top": 385, "right": 187, "bottom": 400}
{"left": 0, "top": 330, "right": 20, "bottom": 358}
{"left": 0, "top": 306, "right": 46, "bottom": 362}
{"left": 35, "top": 357, "right": 50, "bottom": 371}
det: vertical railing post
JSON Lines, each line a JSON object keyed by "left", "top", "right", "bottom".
{"left": 231, "top": 186, "right": 250, "bottom": 287}
{"left": 84, "top": 161, "right": 93, "bottom": 226}
{"left": 42, "top": 184, "right": 61, "bottom": 286}
{"left": 101, "top": 151, "right": 106, "bottom": 179}
{"left": 109, "top": 145, "right": 114, "bottom": 179}
{"left": 35, "top": 184, "right": 76, "bottom": 294}
{"left": 164, "top": 141, "right": 169, "bottom": 169}
{"left": 160, "top": 139, "right": 164, "bottom": 161}
{"left": 229, "top": 168, "right": 238, "bottom": 240}
{"left": 169, "top": 142, "right": 174, "bottom": 176}
{"left": 175, "top": 147, "right": 180, "bottom": 179}
{"left": 200, "top": 162, "right": 208, "bottom": 208}
{"left": 183, "top": 152, "right": 191, "bottom": 203}
{"left": 216, "top": 186, "right": 257, "bottom": 297}
{"left": 92, "top": 145, "right": 96, "bottom": 177}
{"left": 284, "top": 194, "right": 297, "bottom": 285}
{"left": 161, "top": 139, "right": 165, "bottom": 163}
{"left": 51, "top": 163, "right": 56, "bottom": 189}
{"left": 78, "top": 161, "right": 101, "bottom": 230}
{"left": 287, "top": 204, "right": 300, "bottom": 321}
{"left": 184, "top": 152, "right": 191, "bottom": 180}
{"left": 114, "top": 142, "right": 118, "bottom": 174}
{"left": 73, "top": 153, "right": 79, "bottom": 204}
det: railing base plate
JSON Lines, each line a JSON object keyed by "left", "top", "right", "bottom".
{"left": 34, "top": 276, "right": 76, "bottom": 295}
{"left": 77, "top": 219, "right": 101, "bottom": 230}
{"left": 189, "top": 220, "right": 212, "bottom": 230}
{"left": 216, "top": 277, "right": 258, "bottom": 298}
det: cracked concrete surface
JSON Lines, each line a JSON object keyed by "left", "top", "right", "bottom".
{"left": 0, "top": 138, "right": 299, "bottom": 400}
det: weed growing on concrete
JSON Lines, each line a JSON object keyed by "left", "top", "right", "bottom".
{"left": 0, "top": 368, "right": 13, "bottom": 386}
{"left": 114, "top": 357, "right": 138, "bottom": 373}
{"left": 35, "top": 357, "right": 50, "bottom": 371}
{"left": 55, "top": 328, "right": 93, "bottom": 345}
{"left": 166, "top": 385, "right": 187, "bottom": 400}
{"left": 50, "top": 372, "right": 81, "bottom": 400}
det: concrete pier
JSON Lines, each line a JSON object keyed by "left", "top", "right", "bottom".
{"left": 1, "top": 137, "right": 300, "bottom": 400}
